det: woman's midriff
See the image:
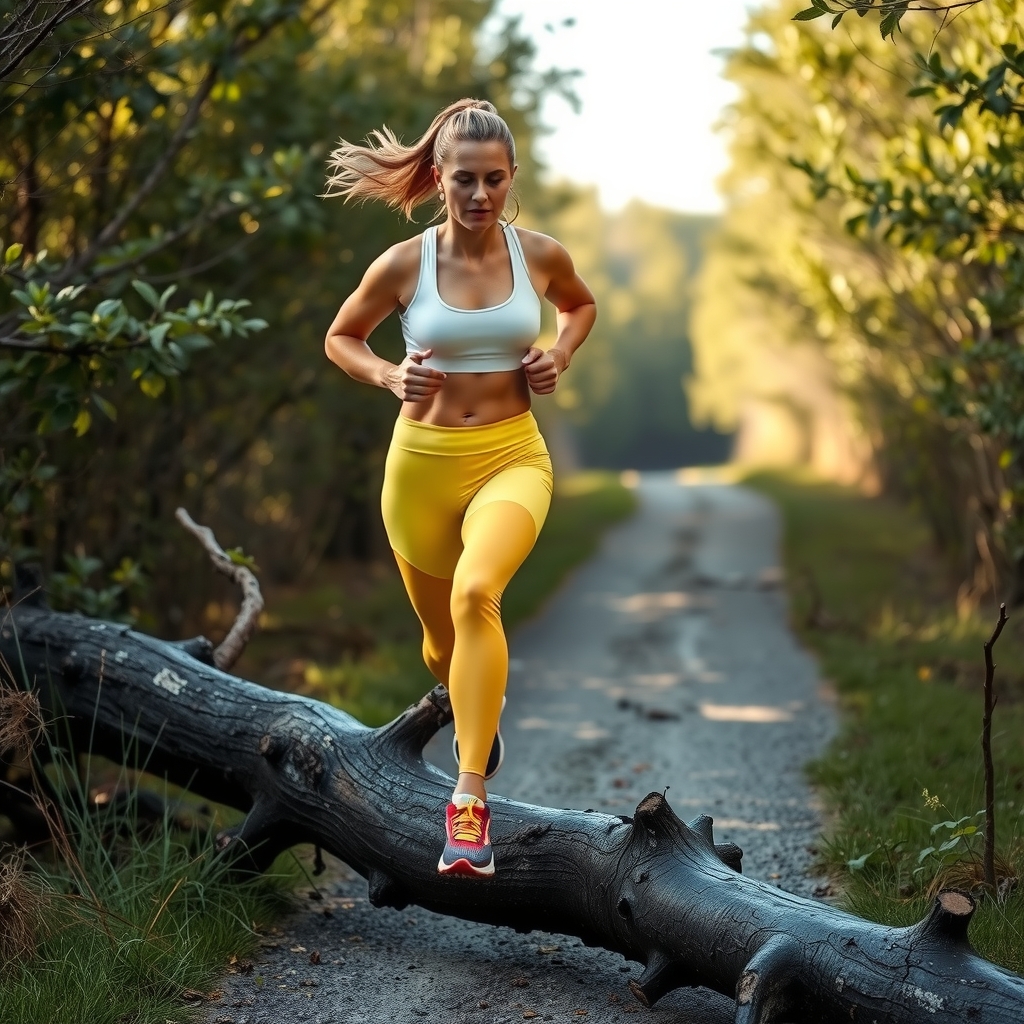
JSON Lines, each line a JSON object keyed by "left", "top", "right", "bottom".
{"left": 399, "top": 367, "right": 531, "bottom": 427}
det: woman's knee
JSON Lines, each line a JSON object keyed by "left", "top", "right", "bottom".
{"left": 450, "top": 576, "right": 501, "bottom": 627}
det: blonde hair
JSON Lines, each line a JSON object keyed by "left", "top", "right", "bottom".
{"left": 323, "top": 98, "right": 516, "bottom": 220}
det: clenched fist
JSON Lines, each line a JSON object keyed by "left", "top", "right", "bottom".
{"left": 521, "top": 346, "right": 567, "bottom": 395}
{"left": 384, "top": 349, "right": 447, "bottom": 401}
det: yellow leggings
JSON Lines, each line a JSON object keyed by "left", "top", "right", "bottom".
{"left": 381, "top": 411, "right": 553, "bottom": 778}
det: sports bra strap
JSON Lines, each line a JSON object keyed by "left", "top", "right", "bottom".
{"left": 503, "top": 223, "right": 530, "bottom": 284}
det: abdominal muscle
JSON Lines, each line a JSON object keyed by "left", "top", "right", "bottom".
{"left": 399, "top": 367, "right": 532, "bottom": 427}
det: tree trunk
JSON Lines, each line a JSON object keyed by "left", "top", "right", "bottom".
{"left": 2, "top": 601, "right": 1023, "bottom": 1024}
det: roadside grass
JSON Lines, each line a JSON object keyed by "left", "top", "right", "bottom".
{"left": 746, "top": 469, "right": 1024, "bottom": 972}
{"left": 237, "top": 470, "right": 636, "bottom": 726}
{"left": 0, "top": 714, "right": 298, "bottom": 1024}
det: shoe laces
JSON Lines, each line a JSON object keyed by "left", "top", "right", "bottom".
{"left": 451, "top": 802, "right": 484, "bottom": 844}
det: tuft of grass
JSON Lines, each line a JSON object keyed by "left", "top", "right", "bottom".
{"left": 240, "top": 470, "right": 636, "bottom": 726}
{"left": 746, "top": 469, "right": 1024, "bottom": 972}
{"left": 0, "top": 668, "right": 297, "bottom": 1024}
{"left": 0, "top": 849, "right": 44, "bottom": 965}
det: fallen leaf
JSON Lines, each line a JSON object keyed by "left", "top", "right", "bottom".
{"left": 309, "top": 950, "right": 321, "bottom": 965}
{"left": 537, "top": 944, "right": 560, "bottom": 954}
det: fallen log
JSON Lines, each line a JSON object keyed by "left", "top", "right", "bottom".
{"left": 2, "top": 599, "right": 1023, "bottom": 1023}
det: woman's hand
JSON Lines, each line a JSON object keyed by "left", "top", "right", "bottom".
{"left": 383, "top": 349, "right": 447, "bottom": 401}
{"left": 521, "top": 346, "right": 567, "bottom": 395}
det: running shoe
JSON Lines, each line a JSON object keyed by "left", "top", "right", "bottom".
{"left": 452, "top": 696, "right": 506, "bottom": 781}
{"left": 437, "top": 794, "right": 495, "bottom": 877}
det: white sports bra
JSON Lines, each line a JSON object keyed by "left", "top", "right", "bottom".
{"left": 399, "top": 224, "right": 542, "bottom": 373}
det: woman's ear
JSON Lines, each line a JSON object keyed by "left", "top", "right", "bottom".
{"left": 431, "top": 164, "right": 442, "bottom": 186}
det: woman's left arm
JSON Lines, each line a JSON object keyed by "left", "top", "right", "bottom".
{"left": 521, "top": 235, "right": 596, "bottom": 395}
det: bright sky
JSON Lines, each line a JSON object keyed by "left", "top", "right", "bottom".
{"left": 490, "top": 0, "right": 756, "bottom": 214}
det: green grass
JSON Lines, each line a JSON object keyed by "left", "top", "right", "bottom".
{"left": 0, "top": 738, "right": 298, "bottom": 1024}
{"left": 746, "top": 470, "right": 1024, "bottom": 971}
{"left": 237, "top": 470, "right": 636, "bottom": 726}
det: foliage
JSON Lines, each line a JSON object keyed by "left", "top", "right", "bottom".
{"left": 1, "top": 0, "right": 563, "bottom": 631}
{"left": 747, "top": 470, "right": 1024, "bottom": 971}
{"left": 792, "top": 0, "right": 987, "bottom": 40}
{"left": 693, "top": 0, "right": 1024, "bottom": 606}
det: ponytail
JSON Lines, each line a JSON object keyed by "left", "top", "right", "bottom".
{"left": 323, "top": 98, "right": 516, "bottom": 220}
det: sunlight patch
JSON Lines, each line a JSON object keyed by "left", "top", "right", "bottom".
{"left": 699, "top": 703, "right": 792, "bottom": 723}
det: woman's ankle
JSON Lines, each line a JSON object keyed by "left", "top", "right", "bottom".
{"left": 453, "top": 771, "right": 487, "bottom": 802}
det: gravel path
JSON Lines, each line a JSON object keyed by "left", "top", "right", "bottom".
{"left": 203, "top": 473, "right": 835, "bottom": 1024}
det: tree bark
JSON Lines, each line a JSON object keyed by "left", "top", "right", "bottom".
{"left": 2, "top": 602, "right": 1023, "bottom": 1024}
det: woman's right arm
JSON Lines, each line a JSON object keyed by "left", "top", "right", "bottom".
{"left": 324, "top": 245, "right": 446, "bottom": 401}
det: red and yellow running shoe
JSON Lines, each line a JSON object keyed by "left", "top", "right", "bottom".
{"left": 437, "top": 794, "right": 495, "bottom": 877}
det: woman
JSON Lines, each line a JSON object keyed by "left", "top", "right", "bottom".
{"left": 323, "top": 98, "right": 596, "bottom": 878}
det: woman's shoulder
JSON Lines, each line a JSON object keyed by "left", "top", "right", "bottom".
{"left": 511, "top": 226, "right": 571, "bottom": 272}
{"left": 365, "top": 233, "right": 425, "bottom": 282}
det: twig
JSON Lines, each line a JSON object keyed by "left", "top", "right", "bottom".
{"left": 982, "top": 602, "right": 1007, "bottom": 891}
{"left": 174, "top": 508, "right": 263, "bottom": 672}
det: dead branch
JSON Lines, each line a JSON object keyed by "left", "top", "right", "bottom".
{"left": 174, "top": 508, "right": 263, "bottom": 671}
{"left": 982, "top": 602, "right": 1008, "bottom": 891}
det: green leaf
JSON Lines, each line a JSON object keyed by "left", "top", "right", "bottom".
{"left": 158, "top": 284, "right": 178, "bottom": 311}
{"left": 175, "top": 333, "right": 213, "bottom": 352}
{"left": 139, "top": 374, "right": 166, "bottom": 399}
{"left": 4, "top": 242, "right": 24, "bottom": 265}
{"left": 148, "top": 321, "right": 171, "bottom": 351}
{"left": 91, "top": 392, "right": 118, "bottom": 421}
{"left": 917, "top": 846, "right": 936, "bottom": 864}
{"left": 226, "top": 546, "right": 260, "bottom": 572}
{"left": 793, "top": 7, "right": 827, "bottom": 21}
{"left": 73, "top": 408, "right": 92, "bottom": 437}
{"left": 846, "top": 848, "right": 880, "bottom": 871}
{"left": 831, "top": 12, "right": 844, "bottom": 29}
{"left": 131, "top": 279, "right": 160, "bottom": 308}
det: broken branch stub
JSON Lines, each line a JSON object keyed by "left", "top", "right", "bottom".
{"left": 2, "top": 603, "right": 1023, "bottom": 1023}
{"left": 174, "top": 507, "right": 263, "bottom": 671}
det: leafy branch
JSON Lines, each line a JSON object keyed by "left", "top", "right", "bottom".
{"left": 793, "top": 0, "right": 987, "bottom": 38}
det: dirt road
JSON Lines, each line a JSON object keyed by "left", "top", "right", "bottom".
{"left": 206, "top": 473, "right": 835, "bottom": 1024}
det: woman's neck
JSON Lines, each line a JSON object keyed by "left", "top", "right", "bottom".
{"left": 437, "top": 218, "right": 505, "bottom": 260}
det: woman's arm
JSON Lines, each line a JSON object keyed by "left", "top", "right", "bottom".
{"left": 324, "top": 245, "right": 446, "bottom": 401}
{"left": 518, "top": 234, "right": 597, "bottom": 395}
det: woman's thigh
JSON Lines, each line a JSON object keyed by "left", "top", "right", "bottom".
{"left": 463, "top": 462, "right": 553, "bottom": 541}
{"left": 381, "top": 446, "right": 465, "bottom": 579}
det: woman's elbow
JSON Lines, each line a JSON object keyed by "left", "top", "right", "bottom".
{"left": 324, "top": 332, "right": 345, "bottom": 369}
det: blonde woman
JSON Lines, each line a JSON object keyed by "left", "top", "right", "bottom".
{"left": 323, "top": 99, "right": 596, "bottom": 877}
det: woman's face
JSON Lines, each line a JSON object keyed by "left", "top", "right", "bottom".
{"left": 434, "top": 140, "right": 515, "bottom": 231}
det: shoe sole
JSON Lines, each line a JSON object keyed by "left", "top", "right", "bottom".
{"left": 437, "top": 853, "right": 495, "bottom": 877}
{"left": 453, "top": 696, "right": 506, "bottom": 780}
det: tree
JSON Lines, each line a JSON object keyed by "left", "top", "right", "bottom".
{"left": 691, "top": 0, "right": 1024, "bottom": 606}
{"left": 1, "top": 0, "right": 563, "bottom": 630}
